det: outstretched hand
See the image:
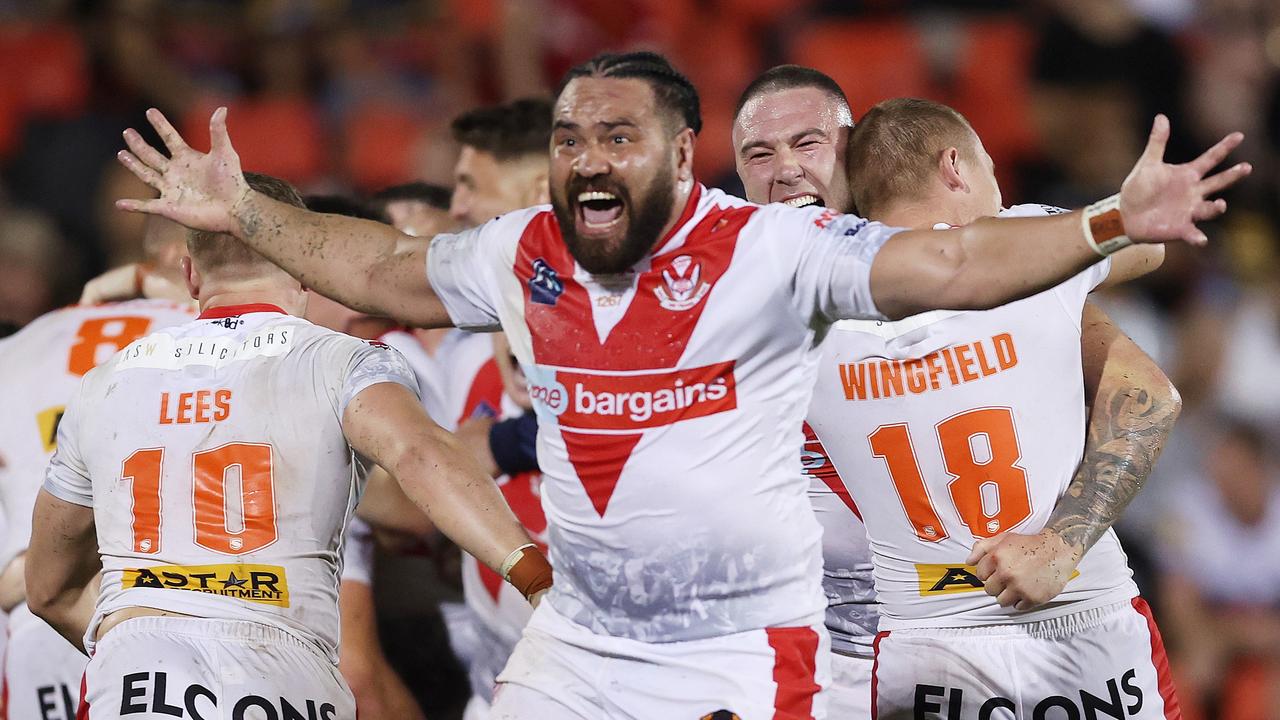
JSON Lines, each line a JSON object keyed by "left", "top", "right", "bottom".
{"left": 1119, "top": 114, "right": 1251, "bottom": 245}
{"left": 115, "top": 107, "right": 250, "bottom": 235}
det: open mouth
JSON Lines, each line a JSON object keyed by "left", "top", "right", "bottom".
{"left": 782, "top": 193, "right": 823, "bottom": 209}
{"left": 578, "top": 191, "right": 625, "bottom": 230}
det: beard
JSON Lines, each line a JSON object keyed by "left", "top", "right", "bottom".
{"left": 552, "top": 157, "right": 677, "bottom": 276}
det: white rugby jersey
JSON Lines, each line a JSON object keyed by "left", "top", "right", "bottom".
{"left": 428, "top": 184, "right": 899, "bottom": 641}
{"left": 806, "top": 205, "right": 1138, "bottom": 631}
{"left": 41, "top": 305, "right": 418, "bottom": 660}
{"left": 0, "top": 300, "right": 195, "bottom": 570}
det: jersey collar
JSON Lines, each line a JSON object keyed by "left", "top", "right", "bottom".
{"left": 198, "top": 303, "right": 288, "bottom": 320}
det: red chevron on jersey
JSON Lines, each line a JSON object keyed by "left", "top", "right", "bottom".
{"left": 457, "top": 356, "right": 503, "bottom": 426}
{"left": 514, "top": 191, "right": 755, "bottom": 516}
{"left": 802, "top": 422, "right": 860, "bottom": 520}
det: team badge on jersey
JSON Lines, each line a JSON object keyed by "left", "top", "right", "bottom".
{"left": 529, "top": 258, "right": 564, "bottom": 306}
{"left": 123, "top": 563, "right": 290, "bottom": 607}
{"left": 655, "top": 254, "right": 711, "bottom": 311}
{"left": 700, "top": 711, "right": 741, "bottom": 720}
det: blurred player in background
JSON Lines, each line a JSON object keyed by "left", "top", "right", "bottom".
{"left": 372, "top": 182, "right": 457, "bottom": 240}
{"left": 25, "top": 173, "right": 549, "bottom": 719}
{"left": 0, "top": 215, "right": 195, "bottom": 720}
{"left": 733, "top": 67, "right": 1181, "bottom": 717}
{"left": 301, "top": 194, "right": 429, "bottom": 720}
{"left": 808, "top": 98, "right": 1188, "bottom": 718}
{"left": 449, "top": 98, "right": 553, "bottom": 228}
{"left": 114, "top": 48, "right": 1246, "bottom": 718}
{"left": 361, "top": 99, "right": 552, "bottom": 720}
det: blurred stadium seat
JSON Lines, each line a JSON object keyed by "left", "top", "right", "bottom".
{"left": 182, "top": 97, "right": 327, "bottom": 186}
{"left": 787, "top": 19, "right": 936, "bottom": 117}
{"left": 343, "top": 102, "right": 429, "bottom": 192}
{"left": 950, "top": 18, "right": 1040, "bottom": 178}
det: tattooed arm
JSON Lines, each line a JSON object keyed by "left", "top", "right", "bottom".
{"left": 968, "top": 302, "right": 1181, "bottom": 610}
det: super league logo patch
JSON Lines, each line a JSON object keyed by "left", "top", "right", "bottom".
{"left": 529, "top": 258, "right": 564, "bottom": 306}
{"left": 655, "top": 254, "right": 711, "bottom": 311}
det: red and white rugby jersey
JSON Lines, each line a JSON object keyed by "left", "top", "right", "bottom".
{"left": 0, "top": 300, "right": 195, "bottom": 570}
{"left": 377, "top": 329, "right": 504, "bottom": 431}
{"left": 803, "top": 423, "right": 879, "bottom": 657}
{"left": 41, "top": 306, "right": 419, "bottom": 660}
{"left": 806, "top": 205, "right": 1138, "bottom": 631}
{"left": 427, "top": 184, "right": 900, "bottom": 641}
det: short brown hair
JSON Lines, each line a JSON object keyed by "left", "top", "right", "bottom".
{"left": 734, "top": 65, "right": 850, "bottom": 124}
{"left": 187, "top": 172, "right": 305, "bottom": 275}
{"left": 847, "top": 98, "right": 978, "bottom": 218}
{"left": 450, "top": 97, "right": 553, "bottom": 161}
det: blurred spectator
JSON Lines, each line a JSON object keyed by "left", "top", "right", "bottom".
{"left": 371, "top": 181, "right": 456, "bottom": 237}
{"left": 0, "top": 206, "right": 69, "bottom": 326}
{"left": 1158, "top": 419, "right": 1280, "bottom": 720}
{"left": 447, "top": 96, "right": 551, "bottom": 227}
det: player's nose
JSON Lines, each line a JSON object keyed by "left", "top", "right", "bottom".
{"left": 574, "top": 141, "right": 611, "bottom": 177}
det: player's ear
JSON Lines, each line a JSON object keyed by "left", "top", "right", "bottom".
{"left": 674, "top": 127, "right": 696, "bottom": 183}
{"left": 181, "top": 256, "right": 200, "bottom": 301}
{"left": 529, "top": 168, "right": 550, "bottom": 206}
{"left": 939, "top": 147, "right": 967, "bottom": 193}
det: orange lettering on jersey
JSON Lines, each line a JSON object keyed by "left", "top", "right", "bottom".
{"left": 213, "top": 389, "right": 232, "bottom": 421}
{"left": 973, "top": 342, "right": 997, "bottom": 377}
{"left": 904, "top": 358, "right": 928, "bottom": 394}
{"left": 954, "top": 344, "right": 979, "bottom": 382}
{"left": 924, "top": 351, "right": 944, "bottom": 390}
{"left": 834, "top": 334, "right": 1020, "bottom": 401}
{"left": 993, "top": 332, "right": 1018, "bottom": 369}
{"left": 940, "top": 347, "right": 961, "bottom": 384}
{"left": 880, "top": 361, "right": 905, "bottom": 398}
{"left": 160, "top": 389, "right": 233, "bottom": 425}
{"left": 839, "top": 363, "right": 868, "bottom": 401}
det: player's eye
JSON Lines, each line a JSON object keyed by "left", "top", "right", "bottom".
{"left": 611, "top": 135, "right": 630, "bottom": 145}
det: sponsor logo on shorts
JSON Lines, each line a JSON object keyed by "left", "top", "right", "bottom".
{"left": 700, "top": 712, "right": 741, "bottom": 720}
{"left": 120, "top": 671, "right": 338, "bottom": 719}
{"left": 914, "top": 669, "right": 1143, "bottom": 718}
{"left": 915, "top": 563, "right": 1079, "bottom": 596}
{"left": 122, "top": 563, "right": 289, "bottom": 607}
{"left": 528, "top": 361, "right": 737, "bottom": 430}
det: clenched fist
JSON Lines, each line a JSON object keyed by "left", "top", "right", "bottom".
{"left": 966, "top": 529, "right": 1082, "bottom": 612}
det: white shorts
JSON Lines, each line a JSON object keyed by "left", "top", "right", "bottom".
{"left": 828, "top": 651, "right": 872, "bottom": 719}
{"left": 490, "top": 601, "right": 831, "bottom": 719}
{"left": 82, "top": 616, "right": 355, "bottom": 719}
{"left": 872, "top": 597, "right": 1181, "bottom": 719}
{"left": 4, "top": 603, "right": 88, "bottom": 720}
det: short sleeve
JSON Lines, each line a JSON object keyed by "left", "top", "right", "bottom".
{"left": 341, "top": 516, "right": 375, "bottom": 586}
{"left": 782, "top": 207, "right": 904, "bottom": 325}
{"left": 427, "top": 218, "right": 508, "bottom": 331}
{"left": 340, "top": 341, "right": 422, "bottom": 415}
{"left": 41, "top": 383, "right": 92, "bottom": 507}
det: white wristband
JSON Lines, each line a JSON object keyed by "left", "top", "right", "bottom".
{"left": 501, "top": 543, "right": 538, "bottom": 580}
{"left": 1081, "top": 194, "right": 1133, "bottom": 257}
